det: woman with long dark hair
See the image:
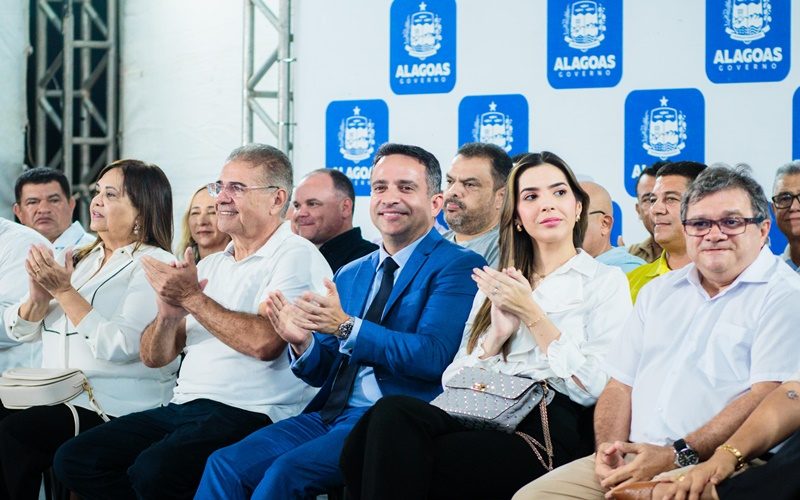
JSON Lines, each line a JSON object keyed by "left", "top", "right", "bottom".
{"left": 0, "top": 160, "right": 179, "bottom": 499}
{"left": 339, "top": 152, "right": 632, "bottom": 500}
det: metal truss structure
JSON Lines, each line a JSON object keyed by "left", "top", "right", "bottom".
{"left": 32, "top": 0, "right": 118, "bottom": 220}
{"left": 242, "top": 0, "right": 294, "bottom": 156}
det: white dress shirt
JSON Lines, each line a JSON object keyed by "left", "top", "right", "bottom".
{"left": 4, "top": 242, "right": 179, "bottom": 417}
{"left": 53, "top": 221, "right": 96, "bottom": 252}
{"left": 444, "top": 250, "right": 632, "bottom": 406}
{"left": 605, "top": 245, "right": 800, "bottom": 445}
{"left": 171, "top": 222, "right": 331, "bottom": 422}
{"left": 0, "top": 218, "right": 50, "bottom": 371}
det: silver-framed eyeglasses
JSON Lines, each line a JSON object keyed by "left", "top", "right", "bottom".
{"left": 207, "top": 182, "right": 280, "bottom": 198}
{"left": 682, "top": 216, "right": 765, "bottom": 236}
{"left": 772, "top": 193, "right": 800, "bottom": 209}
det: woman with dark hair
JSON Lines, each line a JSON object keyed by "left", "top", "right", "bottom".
{"left": 339, "top": 152, "right": 632, "bottom": 500}
{"left": 177, "top": 186, "right": 230, "bottom": 263}
{"left": 0, "top": 159, "right": 179, "bottom": 499}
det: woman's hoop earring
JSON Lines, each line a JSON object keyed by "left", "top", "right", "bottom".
{"left": 515, "top": 223, "right": 522, "bottom": 232}
{"left": 133, "top": 222, "right": 140, "bottom": 235}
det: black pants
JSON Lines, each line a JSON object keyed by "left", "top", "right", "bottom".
{"left": 52, "top": 399, "right": 270, "bottom": 500}
{"left": 340, "top": 392, "right": 589, "bottom": 500}
{"left": 0, "top": 404, "right": 106, "bottom": 500}
{"left": 716, "top": 429, "right": 800, "bottom": 500}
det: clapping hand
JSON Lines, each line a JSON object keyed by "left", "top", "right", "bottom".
{"left": 142, "top": 248, "right": 204, "bottom": 307}
{"left": 264, "top": 290, "right": 313, "bottom": 353}
{"left": 472, "top": 266, "right": 535, "bottom": 317}
{"left": 292, "top": 279, "right": 349, "bottom": 335}
{"left": 26, "top": 245, "right": 74, "bottom": 298}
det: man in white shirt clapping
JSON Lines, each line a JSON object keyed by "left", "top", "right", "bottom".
{"left": 54, "top": 144, "right": 332, "bottom": 500}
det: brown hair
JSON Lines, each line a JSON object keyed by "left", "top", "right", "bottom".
{"left": 75, "top": 159, "right": 173, "bottom": 263}
{"left": 466, "top": 151, "right": 588, "bottom": 354}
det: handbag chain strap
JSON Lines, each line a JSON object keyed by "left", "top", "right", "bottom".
{"left": 81, "top": 378, "right": 110, "bottom": 422}
{"left": 514, "top": 382, "right": 554, "bottom": 471}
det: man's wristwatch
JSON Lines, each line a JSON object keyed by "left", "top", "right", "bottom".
{"left": 335, "top": 316, "right": 355, "bottom": 341}
{"left": 673, "top": 439, "right": 700, "bottom": 467}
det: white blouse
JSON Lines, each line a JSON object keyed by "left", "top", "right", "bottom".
{"left": 442, "top": 250, "right": 632, "bottom": 406}
{"left": 3, "top": 242, "right": 180, "bottom": 417}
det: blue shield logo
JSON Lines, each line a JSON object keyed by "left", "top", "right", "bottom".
{"left": 325, "top": 100, "right": 389, "bottom": 196}
{"left": 705, "top": 0, "right": 790, "bottom": 84}
{"left": 624, "top": 89, "right": 705, "bottom": 196}
{"left": 390, "top": 0, "right": 456, "bottom": 95}
{"left": 547, "top": 0, "right": 622, "bottom": 89}
{"left": 458, "top": 95, "right": 529, "bottom": 157}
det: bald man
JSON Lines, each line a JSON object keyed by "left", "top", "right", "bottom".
{"left": 580, "top": 181, "right": 645, "bottom": 272}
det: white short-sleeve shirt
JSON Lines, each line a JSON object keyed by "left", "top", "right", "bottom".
{"left": 605, "top": 245, "right": 800, "bottom": 445}
{"left": 171, "top": 222, "right": 332, "bottom": 422}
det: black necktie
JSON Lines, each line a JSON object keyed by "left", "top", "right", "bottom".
{"left": 320, "top": 257, "right": 399, "bottom": 423}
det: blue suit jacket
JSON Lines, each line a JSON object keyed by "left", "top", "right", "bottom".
{"left": 293, "top": 228, "right": 485, "bottom": 413}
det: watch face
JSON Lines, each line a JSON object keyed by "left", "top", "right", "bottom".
{"left": 676, "top": 449, "right": 699, "bottom": 467}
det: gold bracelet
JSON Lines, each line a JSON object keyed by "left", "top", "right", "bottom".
{"left": 526, "top": 315, "right": 544, "bottom": 330}
{"left": 717, "top": 444, "right": 746, "bottom": 470}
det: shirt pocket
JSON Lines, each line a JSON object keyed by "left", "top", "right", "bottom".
{"left": 698, "top": 322, "right": 753, "bottom": 383}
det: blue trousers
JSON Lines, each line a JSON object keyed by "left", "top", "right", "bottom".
{"left": 195, "top": 407, "right": 368, "bottom": 500}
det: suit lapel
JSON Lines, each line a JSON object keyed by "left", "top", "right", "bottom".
{"left": 381, "top": 230, "right": 440, "bottom": 318}
{"left": 346, "top": 252, "right": 380, "bottom": 316}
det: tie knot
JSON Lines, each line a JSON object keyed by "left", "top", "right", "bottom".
{"left": 382, "top": 257, "right": 399, "bottom": 276}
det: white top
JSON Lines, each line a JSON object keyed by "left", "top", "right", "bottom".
{"left": 4, "top": 242, "right": 179, "bottom": 417}
{"left": 0, "top": 218, "right": 50, "bottom": 371}
{"left": 443, "top": 250, "right": 632, "bottom": 406}
{"left": 53, "top": 221, "right": 96, "bottom": 252}
{"left": 606, "top": 245, "right": 800, "bottom": 445}
{"left": 171, "top": 222, "right": 332, "bottom": 422}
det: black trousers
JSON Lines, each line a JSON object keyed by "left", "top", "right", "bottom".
{"left": 52, "top": 399, "right": 270, "bottom": 500}
{"left": 340, "top": 392, "right": 589, "bottom": 500}
{"left": 0, "top": 404, "right": 106, "bottom": 500}
{"left": 716, "top": 429, "right": 800, "bottom": 500}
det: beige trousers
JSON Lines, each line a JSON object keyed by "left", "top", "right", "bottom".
{"left": 512, "top": 454, "right": 605, "bottom": 500}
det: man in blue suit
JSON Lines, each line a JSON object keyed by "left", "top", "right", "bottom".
{"left": 195, "top": 143, "right": 485, "bottom": 499}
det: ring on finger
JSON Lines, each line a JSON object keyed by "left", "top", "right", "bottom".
{"left": 677, "top": 475, "right": 686, "bottom": 482}
{"left": 492, "top": 286, "right": 499, "bottom": 295}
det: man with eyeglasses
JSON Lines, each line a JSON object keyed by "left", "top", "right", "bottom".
{"left": 580, "top": 181, "right": 645, "bottom": 272}
{"left": 626, "top": 161, "right": 707, "bottom": 302}
{"left": 627, "top": 162, "right": 668, "bottom": 263}
{"left": 54, "top": 144, "right": 333, "bottom": 499}
{"left": 771, "top": 161, "right": 800, "bottom": 272}
{"left": 514, "top": 165, "right": 800, "bottom": 500}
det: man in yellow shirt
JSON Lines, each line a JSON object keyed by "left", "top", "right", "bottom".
{"left": 628, "top": 161, "right": 707, "bottom": 301}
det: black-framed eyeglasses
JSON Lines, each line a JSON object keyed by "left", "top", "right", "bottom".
{"left": 207, "top": 182, "right": 280, "bottom": 199}
{"left": 772, "top": 193, "right": 800, "bottom": 209}
{"left": 588, "top": 210, "right": 606, "bottom": 216}
{"left": 682, "top": 216, "right": 765, "bottom": 236}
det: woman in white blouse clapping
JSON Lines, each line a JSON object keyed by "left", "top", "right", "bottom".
{"left": 0, "top": 160, "right": 179, "bottom": 500}
{"left": 339, "top": 152, "right": 633, "bottom": 500}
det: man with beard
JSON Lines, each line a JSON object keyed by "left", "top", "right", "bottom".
{"left": 441, "top": 143, "right": 512, "bottom": 267}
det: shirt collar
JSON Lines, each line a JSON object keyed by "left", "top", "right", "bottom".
{"left": 644, "top": 250, "right": 671, "bottom": 278}
{"left": 548, "top": 248, "right": 597, "bottom": 278}
{"left": 223, "top": 221, "right": 293, "bottom": 262}
{"left": 54, "top": 221, "right": 88, "bottom": 249}
{"left": 376, "top": 228, "right": 430, "bottom": 271}
{"left": 85, "top": 240, "right": 138, "bottom": 261}
{"left": 683, "top": 245, "right": 774, "bottom": 295}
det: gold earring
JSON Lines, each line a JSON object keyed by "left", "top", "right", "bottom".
{"left": 133, "top": 222, "right": 140, "bottom": 235}
{"left": 576, "top": 214, "right": 581, "bottom": 222}
{"left": 515, "top": 223, "right": 522, "bottom": 232}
